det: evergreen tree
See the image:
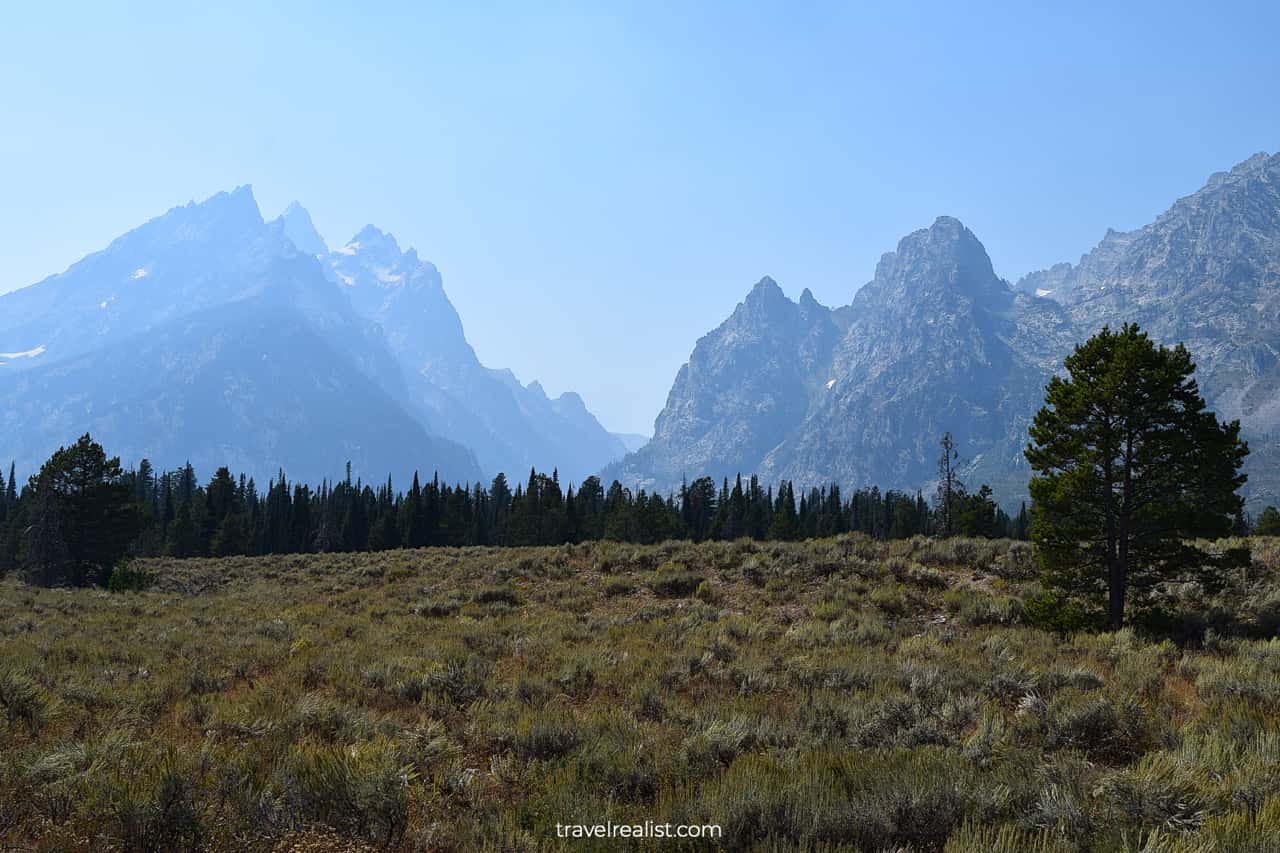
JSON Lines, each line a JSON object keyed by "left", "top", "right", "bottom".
{"left": 1013, "top": 502, "right": 1031, "bottom": 540}
{"left": 1026, "top": 324, "right": 1249, "bottom": 629}
{"left": 934, "top": 432, "right": 962, "bottom": 537}
{"left": 1256, "top": 506, "right": 1280, "bottom": 536}
{"left": 953, "top": 484, "right": 1000, "bottom": 538}
{"left": 26, "top": 434, "right": 142, "bottom": 586}
{"left": 768, "top": 481, "right": 799, "bottom": 540}
{"left": 167, "top": 502, "right": 201, "bottom": 558}
{"left": 603, "top": 481, "right": 637, "bottom": 541}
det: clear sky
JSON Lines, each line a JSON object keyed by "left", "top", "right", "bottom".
{"left": 2, "top": 2, "right": 1278, "bottom": 434}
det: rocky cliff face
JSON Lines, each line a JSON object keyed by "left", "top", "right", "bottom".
{"left": 1023, "top": 152, "right": 1280, "bottom": 439}
{"left": 764, "top": 217, "right": 1046, "bottom": 497}
{"left": 0, "top": 188, "right": 480, "bottom": 484}
{"left": 0, "top": 186, "right": 629, "bottom": 486}
{"left": 604, "top": 277, "right": 846, "bottom": 488}
{"left": 322, "top": 225, "right": 626, "bottom": 483}
{"left": 1019, "top": 151, "right": 1280, "bottom": 506}
{"left": 619, "top": 153, "right": 1280, "bottom": 508}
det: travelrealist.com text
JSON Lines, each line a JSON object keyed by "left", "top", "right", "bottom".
{"left": 555, "top": 821, "right": 723, "bottom": 840}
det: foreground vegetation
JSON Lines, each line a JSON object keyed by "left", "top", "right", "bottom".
{"left": 4, "top": 536, "right": 1280, "bottom": 850}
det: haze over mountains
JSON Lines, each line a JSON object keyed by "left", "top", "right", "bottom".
{"left": 3, "top": 152, "right": 1278, "bottom": 508}
{"left": 610, "top": 152, "right": 1280, "bottom": 510}
{"left": 0, "top": 188, "right": 626, "bottom": 485}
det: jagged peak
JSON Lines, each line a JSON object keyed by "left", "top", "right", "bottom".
{"left": 744, "top": 275, "right": 789, "bottom": 302}
{"left": 354, "top": 224, "right": 400, "bottom": 252}
{"left": 1231, "top": 150, "right": 1275, "bottom": 174}
{"left": 1203, "top": 151, "right": 1278, "bottom": 191}
{"left": 334, "top": 224, "right": 403, "bottom": 259}
{"left": 271, "top": 201, "right": 328, "bottom": 256}
{"left": 737, "top": 276, "right": 800, "bottom": 320}
{"left": 863, "top": 215, "right": 1007, "bottom": 305}
{"left": 555, "top": 390, "right": 586, "bottom": 408}
{"left": 92, "top": 185, "right": 265, "bottom": 260}
{"left": 887, "top": 215, "right": 991, "bottom": 267}
{"left": 183, "top": 184, "right": 261, "bottom": 220}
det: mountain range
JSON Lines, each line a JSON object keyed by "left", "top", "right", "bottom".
{"left": 0, "top": 188, "right": 627, "bottom": 486}
{"left": 4, "top": 152, "right": 1278, "bottom": 509}
{"left": 609, "top": 152, "right": 1280, "bottom": 511}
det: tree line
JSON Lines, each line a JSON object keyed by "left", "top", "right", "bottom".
{"left": 3, "top": 323, "right": 1275, "bottom": 632}
{"left": 0, "top": 436, "right": 1027, "bottom": 588}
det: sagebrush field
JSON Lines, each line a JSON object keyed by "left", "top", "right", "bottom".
{"left": 4, "top": 536, "right": 1280, "bottom": 851}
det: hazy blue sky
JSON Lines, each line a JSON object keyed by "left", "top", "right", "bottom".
{"left": 2, "top": 2, "right": 1278, "bottom": 433}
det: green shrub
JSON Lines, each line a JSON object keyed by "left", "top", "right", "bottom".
{"left": 946, "top": 589, "right": 1025, "bottom": 626}
{"left": 870, "top": 584, "right": 912, "bottom": 616}
{"left": 697, "top": 749, "right": 976, "bottom": 849}
{"left": 603, "top": 579, "right": 634, "bottom": 597}
{"left": 1024, "top": 590, "right": 1099, "bottom": 634}
{"left": 512, "top": 709, "right": 581, "bottom": 760}
{"left": 649, "top": 562, "right": 703, "bottom": 598}
{"left": 97, "top": 751, "right": 205, "bottom": 852}
{"left": 944, "top": 820, "right": 1070, "bottom": 852}
{"left": 413, "top": 598, "right": 461, "bottom": 617}
{"left": 1046, "top": 693, "right": 1152, "bottom": 764}
{"left": 0, "top": 669, "right": 53, "bottom": 734}
{"left": 473, "top": 586, "right": 520, "bottom": 606}
{"left": 1095, "top": 753, "right": 1209, "bottom": 834}
{"left": 107, "top": 559, "right": 154, "bottom": 592}
{"left": 278, "top": 739, "right": 413, "bottom": 845}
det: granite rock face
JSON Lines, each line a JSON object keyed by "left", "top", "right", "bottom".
{"left": 0, "top": 189, "right": 631, "bottom": 486}
{"left": 606, "top": 277, "right": 848, "bottom": 489}
{"left": 1027, "top": 152, "right": 1280, "bottom": 439}
{"left": 322, "top": 226, "right": 626, "bottom": 484}
{"left": 0, "top": 188, "right": 480, "bottom": 485}
{"left": 617, "top": 154, "right": 1280, "bottom": 508}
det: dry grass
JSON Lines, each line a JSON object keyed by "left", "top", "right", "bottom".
{"left": 1, "top": 536, "right": 1280, "bottom": 850}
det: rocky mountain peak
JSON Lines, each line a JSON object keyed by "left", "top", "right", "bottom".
{"left": 746, "top": 275, "right": 783, "bottom": 297}
{"left": 113, "top": 184, "right": 265, "bottom": 254}
{"left": 862, "top": 215, "right": 1006, "bottom": 309}
{"left": 1204, "top": 150, "right": 1276, "bottom": 189}
{"left": 327, "top": 224, "right": 441, "bottom": 296}
{"left": 272, "top": 201, "right": 328, "bottom": 257}
{"left": 739, "top": 276, "right": 796, "bottom": 320}
{"left": 611, "top": 152, "right": 1280, "bottom": 509}
{"left": 342, "top": 224, "right": 402, "bottom": 259}
{"left": 203, "top": 184, "right": 261, "bottom": 218}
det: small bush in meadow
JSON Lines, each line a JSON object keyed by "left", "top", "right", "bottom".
{"left": 649, "top": 562, "right": 703, "bottom": 598}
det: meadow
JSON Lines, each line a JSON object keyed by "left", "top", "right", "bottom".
{"left": 3, "top": 536, "right": 1280, "bottom": 851}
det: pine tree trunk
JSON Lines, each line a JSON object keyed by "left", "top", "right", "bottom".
{"left": 1104, "top": 451, "right": 1123, "bottom": 630}
{"left": 1112, "top": 432, "right": 1134, "bottom": 631}
{"left": 1108, "top": 557, "right": 1125, "bottom": 630}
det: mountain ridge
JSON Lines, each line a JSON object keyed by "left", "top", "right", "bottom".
{"left": 0, "top": 187, "right": 624, "bottom": 486}
{"left": 614, "top": 152, "right": 1280, "bottom": 509}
